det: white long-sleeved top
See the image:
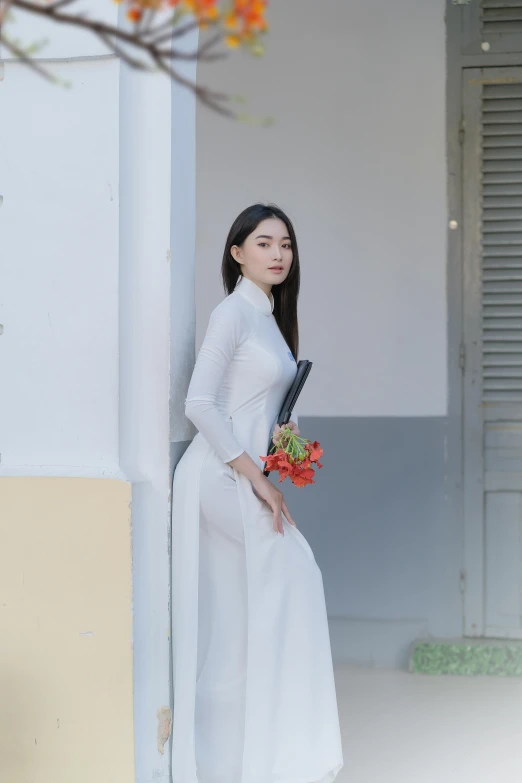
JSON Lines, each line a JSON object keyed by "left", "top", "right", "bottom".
{"left": 184, "top": 275, "right": 299, "bottom": 466}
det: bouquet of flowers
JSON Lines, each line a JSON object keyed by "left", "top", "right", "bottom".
{"left": 259, "top": 424, "right": 323, "bottom": 488}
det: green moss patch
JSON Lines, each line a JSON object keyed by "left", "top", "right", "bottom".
{"left": 409, "top": 638, "right": 522, "bottom": 676}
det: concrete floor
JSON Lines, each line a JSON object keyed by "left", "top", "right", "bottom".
{"left": 334, "top": 663, "right": 522, "bottom": 783}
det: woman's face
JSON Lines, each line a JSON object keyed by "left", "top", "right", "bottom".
{"left": 231, "top": 217, "right": 293, "bottom": 291}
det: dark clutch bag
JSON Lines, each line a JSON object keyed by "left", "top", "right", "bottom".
{"left": 262, "top": 359, "right": 313, "bottom": 476}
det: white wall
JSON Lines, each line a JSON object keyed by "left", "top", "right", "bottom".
{"left": 0, "top": 56, "right": 120, "bottom": 472}
{"left": 195, "top": 0, "right": 447, "bottom": 417}
{"left": 0, "top": 8, "right": 198, "bottom": 781}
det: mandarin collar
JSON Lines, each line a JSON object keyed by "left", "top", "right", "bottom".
{"left": 234, "top": 275, "right": 274, "bottom": 316}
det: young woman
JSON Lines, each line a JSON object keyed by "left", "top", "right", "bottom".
{"left": 170, "top": 203, "right": 344, "bottom": 783}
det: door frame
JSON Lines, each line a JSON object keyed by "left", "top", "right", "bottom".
{"left": 461, "top": 66, "right": 486, "bottom": 638}
{"left": 447, "top": 0, "right": 522, "bottom": 638}
{"left": 461, "top": 64, "right": 522, "bottom": 640}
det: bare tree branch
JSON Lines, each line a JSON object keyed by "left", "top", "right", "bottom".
{"left": 49, "top": 0, "right": 78, "bottom": 10}
{"left": 0, "top": 32, "right": 57, "bottom": 81}
{"left": 151, "top": 48, "right": 233, "bottom": 117}
{"left": 0, "top": 0, "right": 14, "bottom": 38}
{"left": 143, "top": 17, "right": 199, "bottom": 42}
{"left": 97, "top": 29, "right": 148, "bottom": 70}
{"left": 2, "top": 0, "right": 265, "bottom": 118}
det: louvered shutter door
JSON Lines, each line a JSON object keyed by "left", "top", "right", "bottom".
{"left": 461, "top": 1, "right": 522, "bottom": 55}
{"left": 482, "top": 1, "right": 522, "bottom": 38}
{"left": 463, "top": 67, "right": 522, "bottom": 639}
{"left": 483, "top": 79, "right": 522, "bottom": 403}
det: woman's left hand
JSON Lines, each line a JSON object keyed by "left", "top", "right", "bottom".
{"left": 272, "top": 420, "right": 300, "bottom": 445}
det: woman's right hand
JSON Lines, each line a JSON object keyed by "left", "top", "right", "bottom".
{"left": 251, "top": 474, "right": 297, "bottom": 536}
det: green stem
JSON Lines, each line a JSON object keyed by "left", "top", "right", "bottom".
{"left": 274, "top": 426, "right": 309, "bottom": 461}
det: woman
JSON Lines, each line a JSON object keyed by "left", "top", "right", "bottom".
{"left": 170, "top": 203, "right": 344, "bottom": 783}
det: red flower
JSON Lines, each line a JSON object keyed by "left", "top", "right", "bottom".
{"left": 259, "top": 426, "right": 324, "bottom": 488}
{"left": 126, "top": 5, "right": 142, "bottom": 21}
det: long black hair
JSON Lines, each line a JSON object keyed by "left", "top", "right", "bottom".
{"left": 221, "top": 203, "right": 300, "bottom": 361}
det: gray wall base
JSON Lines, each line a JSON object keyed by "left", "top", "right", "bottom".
{"left": 328, "top": 616, "right": 430, "bottom": 670}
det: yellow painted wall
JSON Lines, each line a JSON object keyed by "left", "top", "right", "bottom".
{"left": 0, "top": 477, "right": 135, "bottom": 783}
